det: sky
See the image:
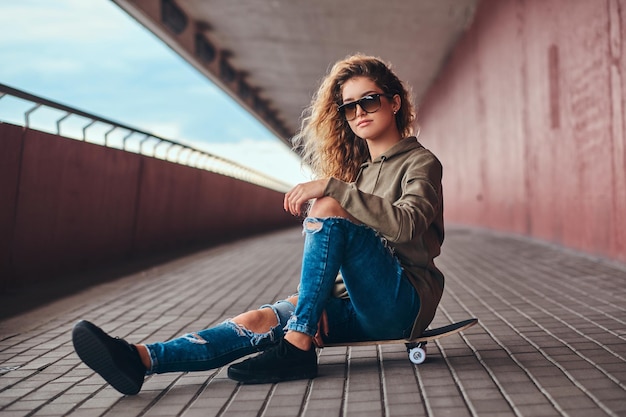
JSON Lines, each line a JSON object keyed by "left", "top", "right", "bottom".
{"left": 0, "top": 0, "right": 309, "bottom": 186}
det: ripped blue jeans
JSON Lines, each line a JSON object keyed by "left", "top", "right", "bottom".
{"left": 145, "top": 300, "right": 294, "bottom": 374}
{"left": 145, "top": 217, "right": 419, "bottom": 374}
{"left": 289, "top": 217, "right": 420, "bottom": 342}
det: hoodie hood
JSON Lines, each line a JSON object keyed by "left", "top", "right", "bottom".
{"left": 356, "top": 137, "right": 424, "bottom": 193}
{"left": 368, "top": 136, "right": 424, "bottom": 164}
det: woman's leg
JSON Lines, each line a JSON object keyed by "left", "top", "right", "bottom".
{"left": 227, "top": 197, "right": 419, "bottom": 383}
{"left": 288, "top": 197, "right": 420, "bottom": 343}
{"left": 331, "top": 231, "right": 420, "bottom": 341}
{"left": 144, "top": 299, "right": 295, "bottom": 373}
{"left": 72, "top": 299, "right": 296, "bottom": 394}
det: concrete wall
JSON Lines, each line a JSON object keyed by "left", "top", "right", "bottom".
{"left": 0, "top": 123, "right": 297, "bottom": 290}
{"left": 419, "top": 0, "right": 625, "bottom": 263}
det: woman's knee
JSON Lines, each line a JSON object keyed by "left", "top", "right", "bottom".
{"left": 309, "top": 197, "right": 353, "bottom": 219}
{"left": 232, "top": 308, "right": 277, "bottom": 333}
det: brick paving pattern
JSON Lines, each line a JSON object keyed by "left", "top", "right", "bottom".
{"left": 1, "top": 226, "right": 625, "bottom": 416}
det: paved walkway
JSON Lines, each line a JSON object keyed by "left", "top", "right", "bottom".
{"left": 1, "top": 226, "right": 625, "bottom": 416}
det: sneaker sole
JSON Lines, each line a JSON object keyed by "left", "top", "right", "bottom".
{"left": 227, "top": 366, "right": 317, "bottom": 384}
{"left": 72, "top": 322, "right": 142, "bottom": 395}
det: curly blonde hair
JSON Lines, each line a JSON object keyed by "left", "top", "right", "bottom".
{"left": 293, "top": 54, "right": 416, "bottom": 182}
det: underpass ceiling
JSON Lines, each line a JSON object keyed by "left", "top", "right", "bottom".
{"left": 113, "top": 0, "right": 478, "bottom": 144}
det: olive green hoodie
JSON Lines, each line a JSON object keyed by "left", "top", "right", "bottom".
{"left": 324, "top": 136, "right": 444, "bottom": 338}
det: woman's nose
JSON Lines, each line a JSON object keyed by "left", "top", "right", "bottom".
{"left": 355, "top": 102, "right": 367, "bottom": 117}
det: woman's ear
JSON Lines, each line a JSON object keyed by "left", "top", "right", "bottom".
{"left": 392, "top": 94, "right": 401, "bottom": 114}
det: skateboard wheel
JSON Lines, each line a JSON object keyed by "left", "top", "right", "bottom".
{"left": 409, "top": 347, "right": 426, "bottom": 364}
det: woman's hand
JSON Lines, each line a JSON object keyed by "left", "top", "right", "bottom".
{"left": 313, "top": 309, "right": 329, "bottom": 348}
{"left": 284, "top": 179, "right": 330, "bottom": 216}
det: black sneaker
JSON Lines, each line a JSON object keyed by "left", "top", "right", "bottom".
{"left": 227, "top": 338, "right": 317, "bottom": 384}
{"left": 72, "top": 320, "right": 145, "bottom": 395}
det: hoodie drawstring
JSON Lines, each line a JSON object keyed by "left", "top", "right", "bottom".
{"left": 372, "top": 156, "right": 386, "bottom": 193}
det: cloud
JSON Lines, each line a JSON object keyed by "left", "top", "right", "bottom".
{"left": 140, "top": 122, "right": 183, "bottom": 140}
{"left": 0, "top": 1, "right": 301, "bottom": 184}
{"left": 1, "top": 1, "right": 135, "bottom": 44}
{"left": 0, "top": 0, "right": 176, "bottom": 79}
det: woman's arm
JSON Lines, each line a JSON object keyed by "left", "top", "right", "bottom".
{"left": 324, "top": 157, "right": 442, "bottom": 243}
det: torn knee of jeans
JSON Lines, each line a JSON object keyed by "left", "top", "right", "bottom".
{"left": 182, "top": 332, "right": 208, "bottom": 345}
{"left": 226, "top": 320, "right": 276, "bottom": 346}
{"left": 303, "top": 218, "right": 323, "bottom": 233}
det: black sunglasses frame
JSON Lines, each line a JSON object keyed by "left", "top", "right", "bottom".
{"left": 337, "top": 93, "right": 395, "bottom": 121}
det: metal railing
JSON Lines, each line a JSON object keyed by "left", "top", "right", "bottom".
{"left": 0, "top": 83, "right": 292, "bottom": 192}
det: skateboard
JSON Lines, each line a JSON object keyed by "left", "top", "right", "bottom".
{"left": 323, "top": 318, "right": 478, "bottom": 364}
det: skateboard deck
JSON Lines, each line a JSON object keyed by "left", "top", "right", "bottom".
{"left": 323, "top": 318, "right": 478, "bottom": 364}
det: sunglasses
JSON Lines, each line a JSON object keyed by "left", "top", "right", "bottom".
{"left": 337, "top": 93, "right": 394, "bottom": 121}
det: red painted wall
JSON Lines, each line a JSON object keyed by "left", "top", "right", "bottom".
{"left": 419, "top": 0, "right": 626, "bottom": 263}
{"left": 0, "top": 123, "right": 23, "bottom": 286}
{"left": 0, "top": 124, "right": 297, "bottom": 290}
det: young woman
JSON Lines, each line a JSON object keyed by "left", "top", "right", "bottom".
{"left": 72, "top": 54, "right": 445, "bottom": 394}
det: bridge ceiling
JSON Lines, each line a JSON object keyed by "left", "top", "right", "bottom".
{"left": 113, "top": 0, "right": 477, "bottom": 144}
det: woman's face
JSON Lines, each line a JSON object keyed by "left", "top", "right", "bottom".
{"left": 340, "top": 76, "right": 399, "bottom": 141}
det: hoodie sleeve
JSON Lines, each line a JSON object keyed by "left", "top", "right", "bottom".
{"left": 323, "top": 155, "right": 442, "bottom": 243}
